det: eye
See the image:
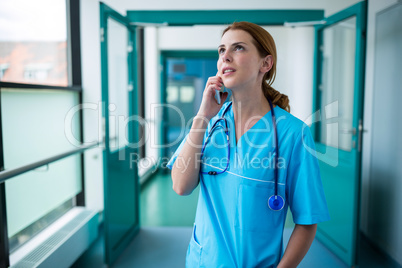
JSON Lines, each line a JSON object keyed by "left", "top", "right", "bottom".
{"left": 218, "top": 48, "right": 225, "bottom": 55}
{"left": 234, "top": 45, "right": 244, "bottom": 51}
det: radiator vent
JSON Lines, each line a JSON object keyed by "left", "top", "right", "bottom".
{"left": 12, "top": 209, "right": 98, "bottom": 268}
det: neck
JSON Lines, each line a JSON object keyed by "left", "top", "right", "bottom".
{"left": 231, "top": 88, "right": 270, "bottom": 120}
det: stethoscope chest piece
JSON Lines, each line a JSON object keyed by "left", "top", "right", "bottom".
{"left": 268, "top": 195, "right": 285, "bottom": 211}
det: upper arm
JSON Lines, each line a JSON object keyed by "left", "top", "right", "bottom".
{"left": 286, "top": 126, "right": 330, "bottom": 225}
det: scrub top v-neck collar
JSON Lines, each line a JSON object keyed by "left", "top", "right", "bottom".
{"left": 225, "top": 103, "right": 278, "bottom": 166}
{"left": 226, "top": 103, "right": 277, "bottom": 148}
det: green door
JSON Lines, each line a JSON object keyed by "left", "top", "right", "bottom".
{"left": 100, "top": 3, "right": 140, "bottom": 265}
{"left": 312, "top": 2, "right": 366, "bottom": 266}
{"left": 161, "top": 51, "right": 218, "bottom": 159}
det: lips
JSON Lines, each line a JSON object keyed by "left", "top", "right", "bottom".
{"left": 222, "top": 67, "right": 236, "bottom": 75}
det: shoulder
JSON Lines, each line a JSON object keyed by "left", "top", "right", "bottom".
{"left": 275, "top": 106, "right": 310, "bottom": 139}
{"left": 275, "top": 108, "right": 318, "bottom": 165}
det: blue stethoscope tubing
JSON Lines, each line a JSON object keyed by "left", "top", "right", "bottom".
{"left": 200, "top": 99, "right": 285, "bottom": 211}
{"left": 200, "top": 103, "right": 232, "bottom": 176}
{"left": 267, "top": 98, "right": 285, "bottom": 211}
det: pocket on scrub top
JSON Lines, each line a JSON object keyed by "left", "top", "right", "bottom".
{"left": 186, "top": 224, "right": 202, "bottom": 267}
{"left": 235, "top": 181, "right": 283, "bottom": 233}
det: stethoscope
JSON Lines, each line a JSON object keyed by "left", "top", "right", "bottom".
{"left": 200, "top": 99, "right": 285, "bottom": 211}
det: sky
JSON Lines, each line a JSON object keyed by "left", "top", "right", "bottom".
{"left": 0, "top": 0, "right": 67, "bottom": 41}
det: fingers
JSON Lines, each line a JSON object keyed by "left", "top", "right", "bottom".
{"left": 206, "top": 76, "right": 223, "bottom": 92}
{"left": 208, "top": 74, "right": 223, "bottom": 84}
{"left": 202, "top": 75, "right": 226, "bottom": 106}
{"left": 205, "top": 85, "right": 219, "bottom": 99}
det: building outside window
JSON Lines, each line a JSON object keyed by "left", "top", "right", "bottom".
{"left": 0, "top": 0, "right": 68, "bottom": 86}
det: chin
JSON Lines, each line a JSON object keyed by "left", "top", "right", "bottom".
{"left": 222, "top": 80, "right": 237, "bottom": 89}
{"left": 225, "top": 83, "right": 240, "bottom": 91}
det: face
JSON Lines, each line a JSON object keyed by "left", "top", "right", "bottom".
{"left": 217, "top": 29, "right": 270, "bottom": 91}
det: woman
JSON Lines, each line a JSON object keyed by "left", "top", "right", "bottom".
{"left": 167, "top": 21, "right": 330, "bottom": 268}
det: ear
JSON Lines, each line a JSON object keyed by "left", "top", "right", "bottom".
{"left": 260, "top": 55, "right": 273, "bottom": 73}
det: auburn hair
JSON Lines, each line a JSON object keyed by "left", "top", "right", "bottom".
{"left": 222, "top": 21, "right": 290, "bottom": 112}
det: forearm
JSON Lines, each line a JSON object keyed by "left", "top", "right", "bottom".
{"left": 172, "top": 116, "right": 209, "bottom": 195}
{"left": 277, "top": 224, "right": 317, "bottom": 268}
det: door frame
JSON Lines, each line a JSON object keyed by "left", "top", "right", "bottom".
{"left": 311, "top": 2, "right": 367, "bottom": 266}
{"left": 100, "top": 3, "right": 140, "bottom": 265}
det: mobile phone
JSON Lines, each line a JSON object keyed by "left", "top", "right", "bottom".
{"left": 215, "top": 88, "right": 221, "bottom": 104}
{"left": 215, "top": 72, "right": 224, "bottom": 104}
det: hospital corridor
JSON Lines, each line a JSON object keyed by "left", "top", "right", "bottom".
{"left": 0, "top": 0, "right": 401, "bottom": 267}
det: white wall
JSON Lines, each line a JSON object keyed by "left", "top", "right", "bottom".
{"left": 144, "top": 27, "right": 160, "bottom": 173}
{"left": 80, "top": 0, "right": 104, "bottom": 213}
{"left": 361, "top": 0, "right": 401, "bottom": 265}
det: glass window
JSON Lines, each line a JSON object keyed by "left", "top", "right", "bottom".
{"left": 0, "top": 0, "right": 68, "bottom": 86}
{"left": 180, "top": 86, "right": 195, "bottom": 103}
{"left": 107, "top": 18, "right": 129, "bottom": 152}
{"left": 167, "top": 86, "right": 179, "bottom": 102}
{"left": 1, "top": 87, "right": 82, "bottom": 251}
{"left": 319, "top": 16, "right": 356, "bottom": 151}
{"left": 1, "top": 88, "right": 81, "bottom": 170}
{"left": 6, "top": 155, "right": 82, "bottom": 251}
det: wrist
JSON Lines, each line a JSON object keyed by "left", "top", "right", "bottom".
{"left": 194, "top": 114, "right": 212, "bottom": 124}
{"left": 191, "top": 115, "right": 209, "bottom": 131}
{"left": 195, "top": 113, "right": 212, "bottom": 121}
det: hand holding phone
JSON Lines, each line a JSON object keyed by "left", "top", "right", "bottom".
{"left": 215, "top": 72, "right": 224, "bottom": 104}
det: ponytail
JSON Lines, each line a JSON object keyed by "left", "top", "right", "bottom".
{"left": 262, "top": 81, "right": 290, "bottom": 113}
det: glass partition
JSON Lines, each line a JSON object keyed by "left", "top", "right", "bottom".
{"left": 6, "top": 154, "right": 82, "bottom": 251}
{"left": 1, "top": 88, "right": 81, "bottom": 169}
{"left": 319, "top": 16, "right": 356, "bottom": 151}
{"left": 107, "top": 18, "right": 129, "bottom": 152}
{"left": 1, "top": 87, "right": 82, "bottom": 251}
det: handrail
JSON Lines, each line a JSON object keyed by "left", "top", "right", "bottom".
{"left": 0, "top": 142, "right": 100, "bottom": 184}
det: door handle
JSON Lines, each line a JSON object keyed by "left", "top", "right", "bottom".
{"left": 358, "top": 119, "right": 368, "bottom": 152}
{"left": 341, "top": 128, "right": 356, "bottom": 135}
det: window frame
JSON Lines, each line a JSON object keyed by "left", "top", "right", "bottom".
{"left": 0, "top": 0, "right": 84, "bottom": 266}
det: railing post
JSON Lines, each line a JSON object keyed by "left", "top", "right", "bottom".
{"left": 0, "top": 184, "right": 9, "bottom": 268}
{"left": 0, "top": 88, "right": 10, "bottom": 268}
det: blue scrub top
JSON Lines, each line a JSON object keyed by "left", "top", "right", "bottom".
{"left": 167, "top": 102, "right": 330, "bottom": 268}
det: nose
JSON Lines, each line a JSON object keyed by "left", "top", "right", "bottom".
{"left": 221, "top": 50, "right": 232, "bottom": 63}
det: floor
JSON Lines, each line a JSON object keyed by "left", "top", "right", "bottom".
{"left": 140, "top": 170, "right": 294, "bottom": 228}
{"left": 140, "top": 171, "right": 200, "bottom": 227}
{"left": 72, "top": 172, "right": 401, "bottom": 268}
